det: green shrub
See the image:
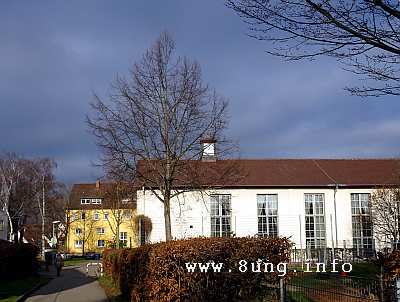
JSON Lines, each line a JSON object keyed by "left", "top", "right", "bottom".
{"left": 103, "top": 236, "right": 291, "bottom": 302}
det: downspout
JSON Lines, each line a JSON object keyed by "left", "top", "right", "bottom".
{"left": 312, "top": 160, "right": 339, "bottom": 248}
{"left": 334, "top": 184, "right": 338, "bottom": 248}
{"left": 140, "top": 186, "right": 145, "bottom": 246}
{"left": 142, "top": 186, "right": 145, "bottom": 215}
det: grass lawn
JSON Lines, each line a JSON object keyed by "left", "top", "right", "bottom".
{"left": 63, "top": 258, "right": 91, "bottom": 267}
{"left": 98, "top": 275, "right": 129, "bottom": 302}
{"left": 0, "top": 275, "right": 50, "bottom": 302}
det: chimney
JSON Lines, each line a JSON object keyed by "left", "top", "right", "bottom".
{"left": 96, "top": 180, "right": 100, "bottom": 189}
{"left": 200, "top": 138, "right": 216, "bottom": 161}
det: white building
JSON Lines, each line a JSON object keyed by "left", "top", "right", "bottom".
{"left": 137, "top": 143, "right": 399, "bottom": 253}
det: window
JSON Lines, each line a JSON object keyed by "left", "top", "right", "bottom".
{"left": 351, "top": 193, "right": 373, "bottom": 254}
{"left": 75, "top": 228, "right": 82, "bottom": 235}
{"left": 75, "top": 240, "right": 83, "bottom": 247}
{"left": 257, "top": 194, "right": 278, "bottom": 237}
{"left": 81, "top": 198, "right": 102, "bottom": 204}
{"left": 97, "top": 227, "right": 105, "bottom": 235}
{"left": 104, "top": 212, "right": 109, "bottom": 220}
{"left": 94, "top": 212, "right": 100, "bottom": 220}
{"left": 305, "top": 193, "right": 326, "bottom": 249}
{"left": 81, "top": 212, "right": 86, "bottom": 220}
{"left": 91, "top": 198, "right": 102, "bottom": 204}
{"left": 210, "top": 194, "right": 231, "bottom": 237}
{"left": 97, "top": 240, "right": 105, "bottom": 248}
{"left": 120, "top": 232, "right": 128, "bottom": 247}
{"left": 71, "top": 213, "right": 78, "bottom": 221}
{"left": 81, "top": 198, "right": 91, "bottom": 205}
{"left": 122, "top": 198, "right": 130, "bottom": 204}
{"left": 123, "top": 210, "right": 132, "bottom": 220}
{"left": 0, "top": 220, "right": 3, "bottom": 231}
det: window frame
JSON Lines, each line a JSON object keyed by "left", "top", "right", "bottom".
{"left": 257, "top": 194, "right": 278, "bottom": 237}
{"left": 80, "top": 198, "right": 91, "bottom": 205}
{"left": 123, "top": 209, "right": 132, "bottom": 220}
{"left": 71, "top": 213, "right": 78, "bottom": 221}
{"left": 91, "top": 198, "right": 102, "bottom": 204}
{"left": 96, "top": 227, "right": 105, "bottom": 235}
{"left": 210, "top": 194, "right": 232, "bottom": 237}
{"left": 304, "top": 193, "right": 326, "bottom": 249}
{"left": 97, "top": 239, "right": 105, "bottom": 248}
{"left": 351, "top": 193, "right": 373, "bottom": 253}
{"left": 119, "top": 231, "right": 128, "bottom": 247}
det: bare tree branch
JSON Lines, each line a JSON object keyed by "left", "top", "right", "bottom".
{"left": 227, "top": 0, "right": 400, "bottom": 96}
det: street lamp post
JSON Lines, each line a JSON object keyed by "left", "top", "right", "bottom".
{"left": 52, "top": 220, "right": 61, "bottom": 249}
{"left": 41, "top": 175, "right": 45, "bottom": 260}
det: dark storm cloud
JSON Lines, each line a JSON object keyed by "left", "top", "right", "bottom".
{"left": 1, "top": 0, "right": 399, "bottom": 184}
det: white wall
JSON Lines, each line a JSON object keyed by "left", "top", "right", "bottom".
{"left": 137, "top": 187, "right": 381, "bottom": 249}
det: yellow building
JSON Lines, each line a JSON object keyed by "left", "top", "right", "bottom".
{"left": 66, "top": 181, "right": 137, "bottom": 255}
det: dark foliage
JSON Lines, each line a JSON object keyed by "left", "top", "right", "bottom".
{"left": 0, "top": 240, "right": 39, "bottom": 279}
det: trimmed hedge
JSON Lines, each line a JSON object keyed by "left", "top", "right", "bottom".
{"left": 0, "top": 240, "right": 39, "bottom": 279}
{"left": 103, "top": 236, "right": 291, "bottom": 302}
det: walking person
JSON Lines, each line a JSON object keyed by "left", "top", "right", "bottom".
{"left": 54, "top": 252, "right": 64, "bottom": 277}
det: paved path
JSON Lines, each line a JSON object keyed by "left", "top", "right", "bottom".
{"left": 25, "top": 263, "right": 108, "bottom": 302}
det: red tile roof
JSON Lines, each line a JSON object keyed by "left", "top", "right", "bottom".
{"left": 137, "top": 158, "right": 400, "bottom": 188}
{"left": 68, "top": 182, "right": 137, "bottom": 210}
{"left": 226, "top": 159, "right": 400, "bottom": 187}
{"left": 70, "top": 159, "right": 400, "bottom": 202}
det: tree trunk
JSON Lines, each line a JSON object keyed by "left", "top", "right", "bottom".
{"left": 116, "top": 220, "right": 120, "bottom": 249}
{"left": 83, "top": 217, "right": 86, "bottom": 255}
{"left": 164, "top": 195, "right": 172, "bottom": 241}
{"left": 5, "top": 208, "right": 13, "bottom": 242}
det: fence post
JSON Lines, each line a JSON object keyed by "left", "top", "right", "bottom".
{"left": 280, "top": 278, "right": 285, "bottom": 302}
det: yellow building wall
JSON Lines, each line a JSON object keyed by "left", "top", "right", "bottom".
{"left": 66, "top": 209, "right": 138, "bottom": 254}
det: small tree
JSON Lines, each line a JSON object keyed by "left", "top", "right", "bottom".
{"left": 101, "top": 181, "right": 136, "bottom": 249}
{"left": 71, "top": 210, "right": 97, "bottom": 254}
{"left": 88, "top": 32, "right": 238, "bottom": 241}
{"left": 371, "top": 186, "right": 400, "bottom": 247}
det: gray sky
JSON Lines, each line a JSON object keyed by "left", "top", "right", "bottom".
{"left": 1, "top": 0, "right": 400, "bottom": 184}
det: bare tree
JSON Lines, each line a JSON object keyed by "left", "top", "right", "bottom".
{"left": 226, "top": 0, "right": 400, "bottom": 97}
{"left": 371, "top": 186, "right": 400, "bottom": 247}
{"left": 0, "top": 154, "right": 64, "bottom": 248}
{"left": 70, "top": 210, "right": 97, "bottom": 254}
{"left": 0, "top": 153, "right": 23, "bottom": 241}
{"left": 87, "top": 32, "right": 236, "bottom": 241}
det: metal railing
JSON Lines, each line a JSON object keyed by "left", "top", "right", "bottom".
{"left": 290, "top": 247, "right": 377, "bottom": 264}
{"left": 284, "top": 272, "right": 397, "bottom": 302}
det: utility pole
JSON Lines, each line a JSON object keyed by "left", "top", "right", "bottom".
{"left": 41, "top": 174, "right": 45, "bottom": 260}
